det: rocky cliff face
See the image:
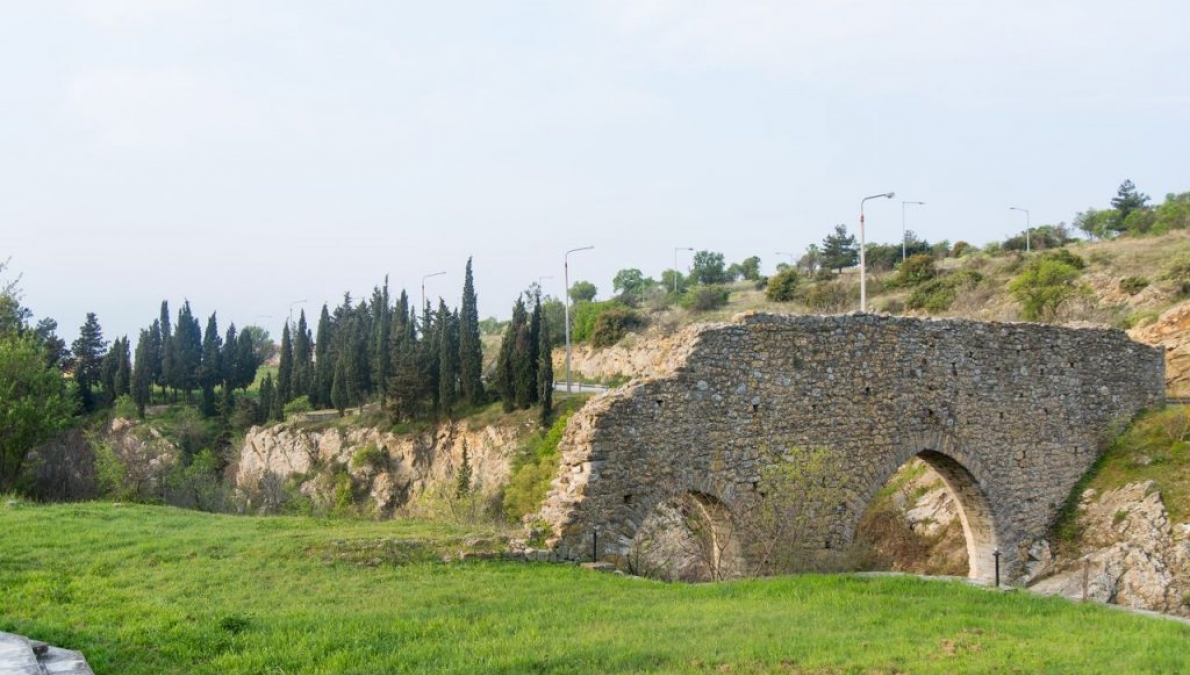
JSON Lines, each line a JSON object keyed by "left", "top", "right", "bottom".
{"left": 1028, "top": 481, "right": 1190, "bottom": 616}
{"left": 1129, "top": 300, "right": 1190, "bottom": 396}
{"left": 552, "top": 330, "right": 699, "bottom": 383}
{"left": 235, "top": 419, "right": 528, "bottom": 516}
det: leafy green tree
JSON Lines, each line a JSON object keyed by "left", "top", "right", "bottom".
{"left": 1075, "top": 208, "right": 1112, "bottom": 239}
{"left": 1154, "top": 192, "right": 1190, "bottom": 232}
{"left": 0, "top": 335, "right": 76, "bottom": 492}
{"left": 736, "top": 256, "right": 762, "bottom": 281}
{"left": 797, "top": 244, "right": 821, "bottom": 275}
{"left": 72, "top": 312, "right": 107, "bottom": 412}
{"left": 613, "top": 268, "right": 655, "bottom": 301}
{"left": 33, "top": 318, "right": 69, "bottom": 371}
{"left": 277, "top": 322, "right": 293, "bottom": 405}
{"left": 895, "top": 253, "right": 937, "bottom": 286}
{"left": 821, "top": 225, "right": 858, "bottom": 273}
{"left": 765, "top": 268, "right": 800, "bottom": 302}
{"left": 691, "top": 250, "right": 728, "bottom": 286}
{"left": 569, "top": 280, "right": 597, "bottom": 303}
{"left": 660, "top": 269, "right": 687, "bottom": 295}
{"left": 1008, "top": 257, "right": 1086, "bottom": 321}
{"left": 459, "top": 258, "right": 485, "bottom": 407}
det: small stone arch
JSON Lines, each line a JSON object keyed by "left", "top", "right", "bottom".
{"left": 625, "top": 490, "right": 741, "bottom": 581}
{"left": 855, "top": 438, "right": 1000, "bottom": 581}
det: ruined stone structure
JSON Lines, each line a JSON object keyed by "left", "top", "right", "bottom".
{"left": 537, "top": 313, "right": 1165, "bottom": 582}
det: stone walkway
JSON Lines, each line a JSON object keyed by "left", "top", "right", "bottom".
{"left": 0, "top": 633, "right": 92, "bottom": 675}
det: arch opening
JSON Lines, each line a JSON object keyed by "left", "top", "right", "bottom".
{"left": 854, "top": 450, "right": 998, "bottom": 581}
{"left": 625, "top": 491, "right": 741, "bottom": 582}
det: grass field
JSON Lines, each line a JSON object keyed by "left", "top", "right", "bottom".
{"left": 2, "top": 503, "right": 1188, "bottom": 674}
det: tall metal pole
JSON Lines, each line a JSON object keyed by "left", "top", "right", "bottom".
{"left": 673, "top": 247, "right": 693, "bottom": 293}
{"left": 420, "top": 271, "right": 446, "bottom": 317}
{"left": 860, "top": 192, "right": 895, "bottom": 312}
{"left": 1010, "top": 207, "right": 1031, "bottom": 253}
{"left": 288, "top": 300, "right": 306, "bottom": 325}
{"left": 564, "top": 246, "right": 594, "bottom": 393}
{"left": 901, "top": 201, "right": 924, "bottom": 262}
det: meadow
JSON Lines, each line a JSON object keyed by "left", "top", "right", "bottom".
{"left": 2, "top": 502, "right": 1188, "bottom": 674}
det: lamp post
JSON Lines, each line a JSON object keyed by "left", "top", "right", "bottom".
{"left": 901, "top": 201, "right": 925, "bottom": 262}
{"left": 288, "top": 300, "right": 306, "bottom": 325}
{"left": 673, "top": 247, "right": 694, "bottom": 293}
{"left": 775, "top": 251, "right": 795, "bottom": 268}
{"left": 860, "top": 192, "right": 895, "bottom": 312}
{"left": 564, "top": 246, "right": 594, "bottom": 393}
{"left": 420, "top": 271, "right": 446, "bottom": 316}
{"left": 1010, "top": 207, "right": 1031, "bottom": 253}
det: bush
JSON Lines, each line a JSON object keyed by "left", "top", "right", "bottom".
{"left": 1041, "top": 248, "right": 1086, "bottom": 270}
{"left": 800, "top": 282, "right": 852, "bottom": 312}
{"left": 894, "top": 253, "right": 937, "bottom": 287}
{"left": 906, "top": 279, "right": 957, "bottom": 313}
{"left": 681, "top": 286, "right": 730, "bottom": 312}
{"left": 1008, "top": 258, "right": 1087, "bottom": 321}
{"left": 1119, "top": 276, "right": 1150, "bottom": 296}
{"left": 283, "top": 396, "right": 313, "bottom": 416}
{"left": 590, "top": 307, "right": 644, "bottom": 348}
{"left": 350, "top": 444, "right": 387, "bottom": 471}
{"left": 503, "top": 413, "right": 571, "bottom": 521}
{"left": 765, "top": 268, "right": 800, "bottom": 302}
{"left": 572, "top": 301, "right": 630, "bottom": 343}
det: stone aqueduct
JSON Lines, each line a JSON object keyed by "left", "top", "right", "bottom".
{"left": 537, "top": 313, "right": 1165, "bottom": 582}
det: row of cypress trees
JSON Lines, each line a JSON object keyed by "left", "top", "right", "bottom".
{"left": 262, "top": 258, "right": 491, "bottom": 423}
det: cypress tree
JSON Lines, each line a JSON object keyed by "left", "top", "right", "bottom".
{"left": 458, "top": 258, "right": 484, "bottom": 406}
{"left": 292, "top": 310, "right": 312, "bottom": 402}
{"left": 496, "top": 298, "right": 526, "bottom": 412}
{"left": 455, "top": 444, "right": 472, "bottom": 499}
{"left": 114, "top": 336, "right": 132, "bottom": 400}
{"left": 100, "top": 339, "right": 120, "bottom": 406}
{"left": 72, "top": 312, "right": 106, "bottom": 412}
{"left": 171, "top": 301, "right": 201, "bottom": 400}
{"left": 132, "top": 329, "right": 153, "bottom": 418}
{"left": 314, "top": 304, "right": 333, "bottom": 408}
{"left": 353, "top": 300, "right": 373, "bottom": 405}
{"left": 148, "top": 319, "right": 163, "bottom": 403}
{"left": 331, "top": 337, "right": 352, "bottom": 416}
{"left": 371, "top": 280, "right": 392, "bottom": 409}
{"left": 538, "top": 308, "right": 554, "bottom": 428}
{"left": 438, "top": 302, "right": 459, "bottom": 416}
{"left": 222, "top": 323, "right": 239, "bottom": 392}
{"left": 259, "top": 373, "right": 275, "bottom": 424}
{"left": 236, "top": 329, "right": 257, "bottom": 392}
{"left": 198, "top": 313, "right": 222, "bottom": 417}
{"left": 159, "top": 301, "right": 174, "bottom": 400}
{"left": 277, "top": 322, "right": 293, "bottom": 405}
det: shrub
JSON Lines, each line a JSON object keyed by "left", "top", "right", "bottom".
{"left": 283, "top": 396, "right": 313, "bottom": 416}
{"left": 906, "top": 279, "right": 957, "bottom": 313}
{"left": 1008, "top": 258, "right": 1086, "bottom": 321}
{"left": 572, "top": 301, "right": 630, "bottom": 343}
{"left": 800, "top": 282, "right": 852, "bottom": 312}
{"left": 681, "top": 285, "right": 730, "bottom": 312}
{"left": 765, "top": 268, "right": 800, "bottom": 302}
{"left": 1119, "top": 276, "right": 1150, "bottom": 296}
{"left": 1041, "top": 248, "right": 1086, "bottom": 270}
{"left": 894, "top": 253, "right": 937, "bottom": 287}
{"left": 112, "top": 395, "right": 139, "bottom": 420}
{"left": 590, "top": 307, "right": 644, "bottom": 347}
{"left": 503, "top": 413, "right": 571, "bottom": 521}
{"left": 350, "top": 444, "right": 387, "bottom": 471}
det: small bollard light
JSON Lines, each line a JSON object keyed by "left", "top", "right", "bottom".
{"left": 592, "top": 529, "right": 599, "bottom": 562}
{"left": 993, "top": 549, "right": 1001, "bottom": 588}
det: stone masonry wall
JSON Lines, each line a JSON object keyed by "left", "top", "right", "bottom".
{"left": 537, "top": 313, "right": 1165, "bottom": 582}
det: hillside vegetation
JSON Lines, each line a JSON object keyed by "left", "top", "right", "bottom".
{"left": 3, "top": 502, "right": 1189, "bottom": 675}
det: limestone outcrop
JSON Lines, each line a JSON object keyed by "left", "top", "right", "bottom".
{"left": 552, "top": 330, "right": 698, "bottom": 384}
{"left": 235, "top": 419, "right": 527, "bottom": 515}
{"left": 1029, "top": 481, "right": 1190, "bottom": 616}
{"left": 1129, "top": 299, "right": 1190, "bottom": 396}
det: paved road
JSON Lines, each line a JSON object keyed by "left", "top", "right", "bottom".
{"left": 554, "top": 381, "right": 610, "bottom": 394}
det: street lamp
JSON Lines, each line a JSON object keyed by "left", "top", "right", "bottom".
{"left": 673, "top": 247, "right": 694, "bottom": 293}
{"left": 775, "top": 251, "right": 795, "bottom": 267}
{"left": 564, "top": 246, "right": 594, "bottom": 393}
{"left": 288, "top": 300, "right": 306, "bottom": 325}
{"left": 421, "top": 271, "right": 446, "bottom": 315}
{"left": 1010, "top": 207, "right": 1031, "bottom": 253}
{"left": 901, "top": 201, "right": 925, "bottom": 262}
{"left": 860, "top": 192, "right": 895, "bottom": 312}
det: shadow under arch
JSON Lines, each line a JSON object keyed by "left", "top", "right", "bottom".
{"left": 626, "top": 489, "right": 742, "bottom": 582}
{"left": 879, "top": 449, "right": 999, "bottom": 581}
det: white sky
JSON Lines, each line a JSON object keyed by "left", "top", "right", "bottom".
{"left": 3, "top": 1, "right": 1188, "bottom": 342}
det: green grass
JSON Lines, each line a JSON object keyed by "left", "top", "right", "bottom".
{"left": 2, "top": 504, "right": 1188, "bottom": 674}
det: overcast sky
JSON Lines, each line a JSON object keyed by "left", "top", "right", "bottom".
{"left": 3, "top": 1, "right": 1188, "bottom": 343}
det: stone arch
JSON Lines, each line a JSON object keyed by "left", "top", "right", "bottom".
{"left": 625, "top": 489, "right": 741, "bottom": 581}
{"left": 855, "top": 439, "right": 1000, "bottom": 581}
